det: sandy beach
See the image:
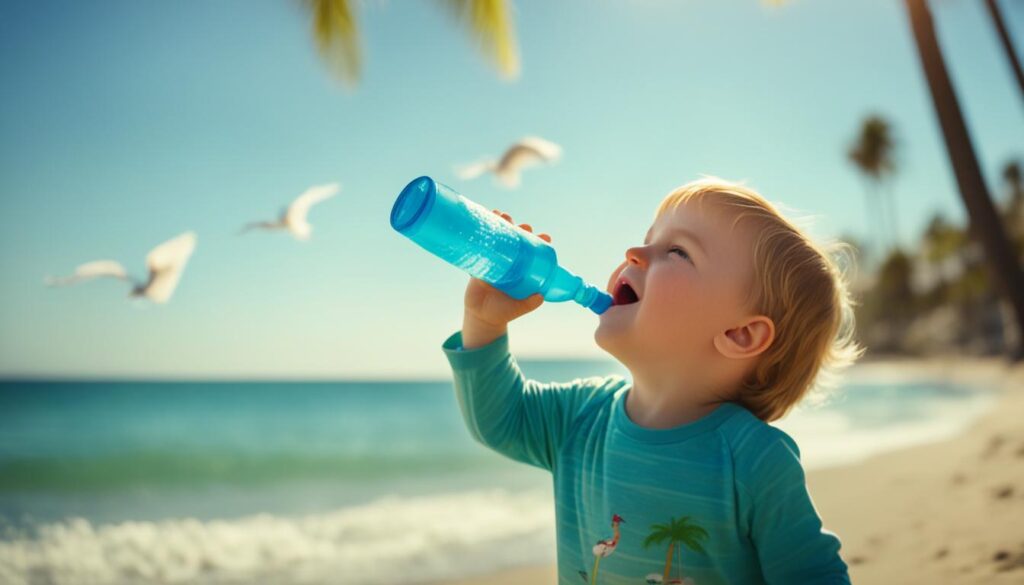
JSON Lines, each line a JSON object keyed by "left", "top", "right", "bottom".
{"left": 441, "top": 357, "right": 1024, "bottom": 585}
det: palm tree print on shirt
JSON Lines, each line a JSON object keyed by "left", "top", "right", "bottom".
{"left": 642, "top": 516, "right": 708, "bottom": 584}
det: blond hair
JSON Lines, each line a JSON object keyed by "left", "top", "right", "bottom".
{"left": 656, "top": 177, "right": 865, "bottom": 422}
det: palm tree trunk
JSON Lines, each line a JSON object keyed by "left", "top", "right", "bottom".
{"left": 664, "top": 543, "right": 675, "bottom": 584}
{"left": 877, "top": 181, "right": 892, "bottom": 254}
{"left": 984, "top": 0, "right": 1024, "bottom": 103}
{"left": 873, "top": 182, "right": 891, "bottom": 261}
{"left": 861, "top": 179, "right": 883, "bottom": 267}
{"left": 886, "top": 180, "right": 901, "bottom": 249}
{"left": 904, "top": 0, "right": 1024, "bottom": 359}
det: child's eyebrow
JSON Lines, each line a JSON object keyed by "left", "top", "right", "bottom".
{"left": 645, "top": 228, "right": 708, "bottom": 258}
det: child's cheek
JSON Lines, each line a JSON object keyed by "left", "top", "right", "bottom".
{"left": 643, "top": 285, "right": 694, "bottom": 329}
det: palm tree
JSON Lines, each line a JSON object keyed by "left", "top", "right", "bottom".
{"left": 918, "top": 212, "right": 964, "bottom": 302}
{"left": 903, "top": 0, "right": 1024, "bottom": 360}
{"left": 983, "top": 0, "right": 1024, "bottom": 103}
{"left": 848, "top": 114, "right": 899, "bottom": 261}
{"left": 876, "top": 248, "right": 916, "bottom": 337}
{"left": 1000, "top": 161, "right": 1024, "bottom": 266}
{"left": 922, "top": 213, "right": 968, "bottom": 271}
{"left": 643, "top": 516, "right": 708, "bottom": 584}
{"left": 1003, "top": 161, "right": 1023, "bottom": 234}
{"left": 302, "top": 0, "right": 520, "bottom": 87}
{"left": 1005, "top": 161, "right": 1023, "bottom": 201}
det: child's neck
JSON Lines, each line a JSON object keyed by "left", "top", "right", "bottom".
{"left": 625, "top": 372, "right": 732, "bottom": 430}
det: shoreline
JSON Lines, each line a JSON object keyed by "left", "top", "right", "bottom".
{"left": 440, "top": 356, "right": 1024, "bottom": 585}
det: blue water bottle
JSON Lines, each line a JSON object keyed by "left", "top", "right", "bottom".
{"left": 390, "top": 176, "right": 613, "bottom": 315}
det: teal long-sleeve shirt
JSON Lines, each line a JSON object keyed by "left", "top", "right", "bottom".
{"left": 442, "top": 330, "right": 850, "bottom": 585}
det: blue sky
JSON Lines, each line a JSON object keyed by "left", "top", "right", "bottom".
{"left": 1, "top": 0, "right": 1021, "bottom": 379}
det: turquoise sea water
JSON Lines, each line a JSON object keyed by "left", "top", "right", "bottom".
{"left": 0, "top": 360, "right": 998, "bottom": 585}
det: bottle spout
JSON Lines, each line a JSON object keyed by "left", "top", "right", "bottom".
{"left": 539, "top": 263, "right": 613, "bottom": 314}
{"left": 574, "top": 283, "right": 614, "bottom": 315}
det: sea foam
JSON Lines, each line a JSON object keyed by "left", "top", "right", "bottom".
{"left": 0, "top": 488, "right": 555, "bottom": 585}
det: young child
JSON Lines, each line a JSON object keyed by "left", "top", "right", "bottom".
{"left": 441, "top": 177, "right": 863, "bottom": 585}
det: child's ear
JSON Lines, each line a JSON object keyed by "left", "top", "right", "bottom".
{"left": 713, "top": 316, "right": 775, "bottom": 360}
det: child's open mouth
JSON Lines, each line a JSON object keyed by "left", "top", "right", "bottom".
{"left": 612, "top": 278, "right": 640, "bottom": 306}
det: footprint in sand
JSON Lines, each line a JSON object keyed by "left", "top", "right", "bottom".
{"left": 982, "top": 434, "right": 1006, "bottom": 459}
{"left": 993, "top": 548, "right": 1024, "bottom": 572}
{"left": 992, "top": 485, "right": 1015, "bottom": 500}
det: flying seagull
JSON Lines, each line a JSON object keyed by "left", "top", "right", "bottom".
{"left": 239, "top": 183, "right": 339, "bottom": 241}
{"left": 456, "top": 137, "right": 562, "bottom": 188}
{"left": 46, "top": 231, "right": 197, "bottom": 304}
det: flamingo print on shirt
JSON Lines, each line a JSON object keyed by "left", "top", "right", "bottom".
{"left": 579, "top": 513, "right": 624, "bottom": 585}
{"left": 578, "top": 512, "right": 706, "bottom": 585}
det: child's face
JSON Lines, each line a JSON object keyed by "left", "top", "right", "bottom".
{"left": 595, "top": 198, "right": 756, "bottom": 371}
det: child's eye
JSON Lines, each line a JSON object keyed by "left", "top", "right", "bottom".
{"left": 669, "top": 246, "right": 691, "bottom": 261}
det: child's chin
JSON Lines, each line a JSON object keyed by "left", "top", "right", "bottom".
{"left": 594, "top": 320, "right": 631, "bottom": 356}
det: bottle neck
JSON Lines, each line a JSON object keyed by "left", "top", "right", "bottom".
{"left": 575, "top": 282, "right": 613, "bottom": 314}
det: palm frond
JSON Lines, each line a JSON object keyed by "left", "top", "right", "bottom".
{"left": 643, "top": 532, "right": 669, "bottom": 548}
{"left": 439, "top": 0, "right": 521, "bottom": 80}
{"left": 643, "top": 523, "right": 672, "bottom": 548}
{"left": 848, "top": 114, "right": 896, "bottom": 181}
{"left": 681, "top": 534, "right": 708, "bottom": 555}
{"left": 305, "top": 0, "right": 361, "bottom": 86}
{"left": 671, "top": 517, "right": 709, "bottom": 555}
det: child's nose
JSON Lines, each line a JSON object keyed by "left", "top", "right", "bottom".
{"left": 625, "top": 246, "right": 649, "bottom": 267}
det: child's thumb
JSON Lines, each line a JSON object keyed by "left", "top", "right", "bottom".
{"left": 525, "top": 293, "right": 544, "bottom": 312}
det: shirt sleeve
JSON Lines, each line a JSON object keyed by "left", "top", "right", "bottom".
{"left": 738, "top": 431, "right": 851, "bottom": 584}
{"left": 441, "top": 329, "right": 616, "bottom": 472}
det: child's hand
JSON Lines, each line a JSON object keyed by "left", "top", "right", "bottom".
{"left": 462, "top": 210, "right": 552, "bottom": 348}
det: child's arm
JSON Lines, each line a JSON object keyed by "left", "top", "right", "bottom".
{"left": 739, "top": 430, "right": 851, "bottom": 584}
{"left": 443, "top": 328, "right": 612, "bottom": 472}
{"left": 443, "top": 211, "right": 615, "bottom": 471}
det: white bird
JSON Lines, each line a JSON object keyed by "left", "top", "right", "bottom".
{"left": 456, "top": 136, "right": 562, "bottom": 188}
{"left": 239, "top": 183, "right": 339, "bottom": 241}
{"left": 45, "top": 231, "right": 197, "bottom": 304}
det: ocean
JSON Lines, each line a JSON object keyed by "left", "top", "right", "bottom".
{"left": 0, "top": 359, "right": 998, "bottom": 585}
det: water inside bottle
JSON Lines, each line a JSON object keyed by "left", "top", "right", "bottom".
{"left": 447, "top": 196, "right": 526, "bottom": 284}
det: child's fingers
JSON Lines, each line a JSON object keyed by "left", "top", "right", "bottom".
{"left": 492, "top": 210, "right": 538, "bottom": 234}
{"left": 516, "top": 223, "right": 552, "bottom": 242}
{"left": 526, "top": 293, "right": 544, "bottom": 310}
{"left": 492, "top": 209, "right": 513, "bottom": 223}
